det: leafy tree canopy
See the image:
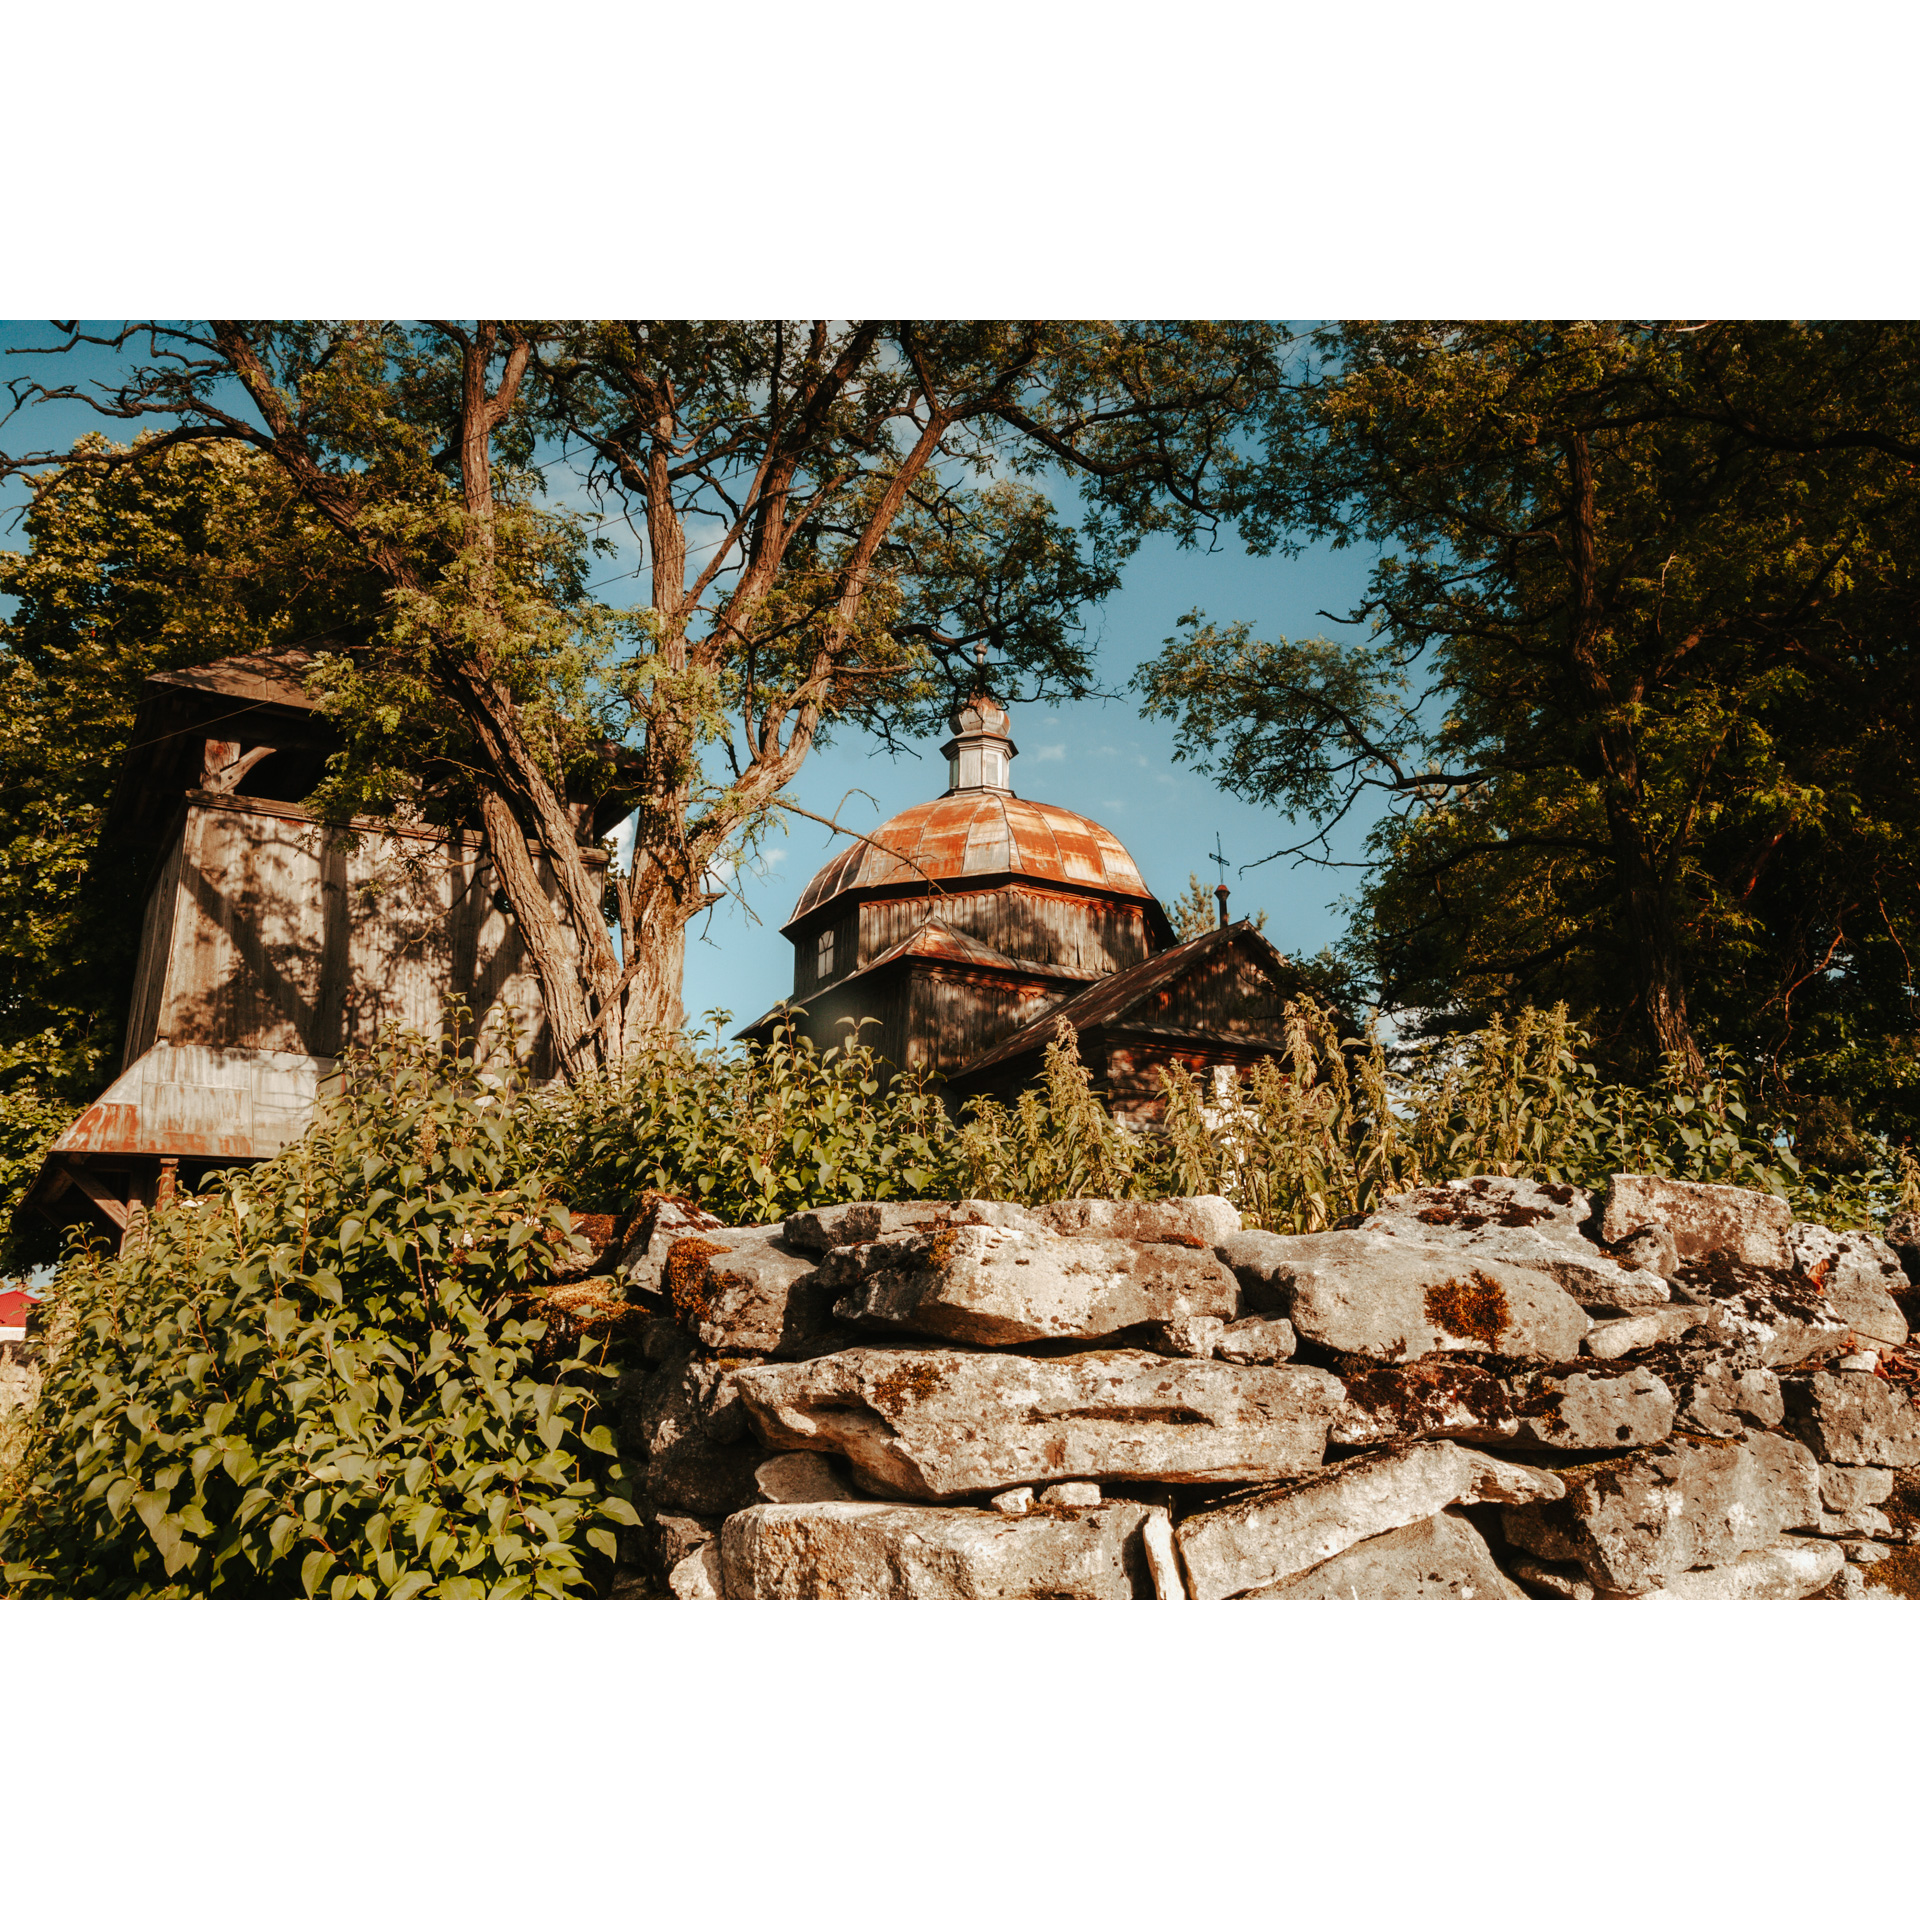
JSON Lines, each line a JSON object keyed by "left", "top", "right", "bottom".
{"left": 1138, "top": 320, "right": 1920, "bottom": 1145}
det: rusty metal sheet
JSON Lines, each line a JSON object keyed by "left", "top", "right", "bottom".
{"left": 783, "top": 791, "right": 1155, "bottom": 930}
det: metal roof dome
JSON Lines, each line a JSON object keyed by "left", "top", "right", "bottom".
{"left": 785, "top": 790, "right": 1153, "bottom": 929}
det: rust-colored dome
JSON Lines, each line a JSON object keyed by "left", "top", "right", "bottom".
{"left": 786, "top": 791, "right": 1152, "bottom": 928}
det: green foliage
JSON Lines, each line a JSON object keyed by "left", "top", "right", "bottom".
{"left": 954, "top": 1018, "right": 1147, "bottom": 1205}
{"left": 1152, "top": 996, "right": 1913, "bottom": 1234}
{"left": 0, "top": 432, "right": 384, "bottom": 1108}
{"left": 1138, "top": 321, "right": 1920, "bottom": 1099}
{"left": 0, "top": 1025, "right": 635, "bottom": 1598}
{"left": 563, "top": 1015, "right": 961, "bottom": 1224}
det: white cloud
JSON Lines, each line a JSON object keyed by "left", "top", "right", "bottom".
{"left": 1028, "top": 742, "right": 1066, "bottom": 763}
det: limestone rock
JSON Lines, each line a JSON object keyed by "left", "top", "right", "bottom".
{"left": 1038, "top": 1481, "right": 1102, "bottom": 1508}
{"left": 668, "top": 1542, "right": 725, "bottom": 1600}
{"left": 1327, "top": 1356, "right": 1520, "bottom": 1447}
{"left": 632, "top": 1509, "right": 717, "bottom": 1588}
{"left": 1599, "top": 1175, "right": 1793, "bottom": 1269}
{"left": 1671, "top": 1254, "right": 1852, "bottom": 1369}
{"left": 1783, "top": 1370, "right": 1920, "bottom": 1467}
{"left": 1141, "top": 1510, "right": 1188, "bottom": 1598}
{"left": 1820, "top": 1463, "right": 1894, "bottom": 1512}
{"left": 1502, "top": 1431, "right": 1822, "bottom": 1595}
{"left": 1240, "top": 1511, "right": 1527, "bottom": 1601}
{"left": 1154, "top": 1315, "right": 1226, "bottom": 1359}
{"left": 1176, "top": 1441, "right": 1564, "bottom": 1601}
{"left": 754, "top": 1452, "right": 860, "bottom": 1504}
{"left": 1626, "top": 1540, "right": 1843, "bottom": 1601}
{"left": 1583, "top": 1307, "right": 1706, "bottom": 1361}
{"left": 1222, "top": 1229, "right": 1588, "bottom": 1364}
{"left": 991, "top": 1487, "right": 1035, "bottom": 1515}
{"left": 1035, "top": 1195, "right": 1242, "bottom": 1247}
{"left": 1369, "top": 1176, "right": 1597, "bottom": 1242}
{"left": 1508, "top": 1555, "right": 1597, "bottom": 1600}
{"left": 1213, "top": 1314, "right": 1298, "bottom": 1366}
{"left": 718, "top": 1498, "right": 1162, "bottom": 1599}
{"left": 666, "top": 1232, "right": 842, "bottom": 1357}
{"left": 1356, "top": 1180, "right": 1663, "bottom": 1309}
{"left": 1514, "top": 1365, "right": 1676, "bottom": 1451}
{"left": 831, "top": 1222, "right": 1240, "bottom": 1347}
{"left": 731, "top": 1347, "right": 1344, "bottom": 1499}
{"left": 1612, "top": 1222, "right": 1679, "bottom": 1279}
{"left": 637, "top": 1352, "right": 769, "bottom": 1515}
{"left": 1786, "top": 1221, "right": 1910, "bottom": 1349}
{"left": 782, "top": 1198, "right": 1037, "bottom": 1254}
{"left": 1652, "top": 1349, "right": 1785, "bottom": 1437}
{"left": 1883, "top": 1208, "right": 1920, "bottom": 1286}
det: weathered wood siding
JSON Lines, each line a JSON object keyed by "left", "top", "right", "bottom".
{"left": 854, "top": 886, "right": 1153, "bottom": 976}
{"left": 134, "top": 792, "right": 582, "bottom": 1074}
{"left": 1127, "top": 944, "right": 1292, "bottom": 1042}
{"left": 903, "top": 968, "right": 1078, "bottom": 1081}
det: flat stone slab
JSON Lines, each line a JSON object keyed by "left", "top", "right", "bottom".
{"left": 1359, "top": 1178, "right": 1665, "bottom": 1309}
{"left": 1221, "top": 1229, "right": 1588, "bottom": 1363}
{"left": 1327, "top": 1356, "right": 1520, "bottom": 1446}
{"left": 1600, "top": 1175, "right": 1793, "bottom": 1269}
{"left": 1035, "top": 1196, "right": 1241, "bottom": 1247}
{"left": 1240, "top": 1511, "right": 1526, "bottom": 1601}
{"left": 830, "top": 1221, "right": 1241, "bottom": 1346}
{"left": 719, "top": 1498, "right": 1162, "bottom": 1598}
{"left": 1176, "top": 1441, "right": 1563, "bottom": 1601}
{"left": 1502, "top": 1431, "right": 1822, "bottom": 1595}
{"left": 1584, "top": 1308, "right": 1707, "bottom": 1361}
{"left": 1784, "top": 1371, "right": 1920, "bottom": 1467}
{"left": 731, "top": 1347, "right": 1343, "bottom": 1500}
{"left": 782, "top": 1199, "right": 1038, "bottom": 1253}
{"left": 1673, "top": 1256, "right": 1852, "bottom": 1369}
{"left": 1214, "top": 1315, "right": 1298, "bottom": 1366}
{"left": 1514, "top": 1365, "right": 1676, "bottom": 1450}
{"left": 1626, "top": 1540, "right": 1844, "bottom": 1601}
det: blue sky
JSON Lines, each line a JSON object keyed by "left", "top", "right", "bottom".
{"left": 0, "top": 322, "right": 1393, "bottom": 1036}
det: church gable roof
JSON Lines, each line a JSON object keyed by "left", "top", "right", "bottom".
{"left": 947, "top": 921, "right": 1301, "bottom": 1083}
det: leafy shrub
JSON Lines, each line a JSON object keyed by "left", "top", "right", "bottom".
{"left": 0, "top": 1027, "right": 635, "bottom": 1599}
{"left": 563, "top": 1014, "right": 960, "bottom": 1224}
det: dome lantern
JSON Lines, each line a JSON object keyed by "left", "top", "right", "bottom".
{"left": 942, "top": 690, "right": 1016, "bottom": 793}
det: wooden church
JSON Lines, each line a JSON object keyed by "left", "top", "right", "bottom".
{"left": 739, "top": 687, "right": 1308, "bottom": 1120}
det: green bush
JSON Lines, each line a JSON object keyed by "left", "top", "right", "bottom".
{"left": 562, "top": 1014, "right": 961, "bottom": 1224}
{"left": 0, "top": 1026, "right": 636, "bottom": 1599}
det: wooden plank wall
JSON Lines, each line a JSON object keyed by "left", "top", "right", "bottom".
{"left": 905, "top": 968, "right": 1078, "bottom": 1080}
{"left": 857, "top": 887, "right": 1152, "bottom": 975}
{"left": 122, "top": 829, "right": 188, "bottom": 1066}
{"left": 145, "top": 796, "right": 567, "bottom": 1073}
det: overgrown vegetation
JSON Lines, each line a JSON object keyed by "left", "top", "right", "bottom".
{"left": 1, "top": 1024, "right": 635, "bottom": 1598}
{"left": 9, "top": 997, "right": 1917, "bottom": 1597}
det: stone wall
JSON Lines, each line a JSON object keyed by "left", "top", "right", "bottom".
{"left": 588, "top": 1175, "right": 1920, "bottom": 1600}
{"left": 0, "top": 1340, "right": 42, "bottom": 1421}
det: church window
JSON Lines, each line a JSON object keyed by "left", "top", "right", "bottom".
{"left": 817, "top": 927, "right": 835, "bottom": 977}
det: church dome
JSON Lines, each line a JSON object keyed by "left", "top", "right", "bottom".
{"left": 786, "top": 790, "right": 1153, "bottom": 928}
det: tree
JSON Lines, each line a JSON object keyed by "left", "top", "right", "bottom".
{"left": 3, "top": 323, "right": 1284, "bottom": 1084}
{"left": 1138, "top": 321, "right": 1920, "bottom": 1095}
